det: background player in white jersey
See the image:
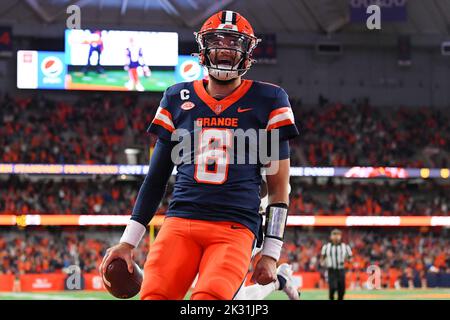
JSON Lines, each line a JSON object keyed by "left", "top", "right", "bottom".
{"left": 124, "top": 36, "right": 151, "bottom": 91}
{"left": 234, "top": 175, "right": 300, "bottom": 300}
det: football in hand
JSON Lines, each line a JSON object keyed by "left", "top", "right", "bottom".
{"left": 103, "top": 258, "right": 143, "bottom": 299}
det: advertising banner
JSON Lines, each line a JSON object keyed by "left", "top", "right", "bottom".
{"left": 20, "top": 273, "right": 65, "bottom": 291}
{"left": 175, "top": 55, "right": 206, "bottom": 83}
{"left": 37, "top": 51, "right": 67, "bottom": 89}
{"left": 0, "top": 274, "right": 15, "bottom": 291}
{"left": 349, "top": 0, "right": 408, "bottom": 22}
{"left": 84, "top": 273, "right": 107, "bottom": 291}
{"left": 17, "top": 51, "right": 67, "bottom": 90}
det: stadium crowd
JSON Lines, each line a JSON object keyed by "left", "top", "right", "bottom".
{"left": 1, "top": 91, "right": 448, "bottom": 289}
{"left": 0, "top": 177, "right": 448, "bottom": 216}
{"left": 0, "top": 177, "right": 142, "bottom": 215}
{"left": 281, "top": 230, "right": 450, "bottom": 288}
{"left": 1, "top": 94, "right": 448, "bottom": 167}
{"left": 0, "top": 94, "right": 159, "bottom": 165}
{"left": 0, "top": 176, "right": 450, "bottom": 216}
{"left": 1, "top": 230, "right": 449, "bottom": 289}
{"left": 292, "top": 102, "right": 449, "bottom": 168}
{"left": 281, "top": 231, "right": 450, "bottom": 273}
{"left": 0, "top": 176, "right": 172, "bottom": 215}
{"left": 289, "top": 181, "right": 449, "bottom": 216}
{"left": 0, "top": 232, "right": 147, "bottom": 275}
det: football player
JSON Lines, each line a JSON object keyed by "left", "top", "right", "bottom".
{"left": 234, "top": 264, "right": 299, "bottom": 300}
{"left": 100, "top": 10, "right": 299, "bottom": 300}
{"left": 81, "top": 30, "right": 105, "bottom": 74}
{"left": 234, "top": 178, "right": 300, "bottom": 300}
{"left": 124, "top": 36, "right": 151, "bottom": 92}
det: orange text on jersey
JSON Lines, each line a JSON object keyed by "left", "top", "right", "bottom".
{"left": 196, "top": 117, "right": 238, "bottom": 128}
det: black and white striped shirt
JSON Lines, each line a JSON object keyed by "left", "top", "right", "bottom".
{"left": 321, "top": 242, "right": 352, "bottom": 270}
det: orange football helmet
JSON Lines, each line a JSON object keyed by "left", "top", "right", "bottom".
{"left": 195, "top": 10, "right": 260, "bottom": 81}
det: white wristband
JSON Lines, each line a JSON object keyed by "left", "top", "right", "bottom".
{"left": 119, "top": 220, "right": 147, "bottom": 248}
{"left": 261, "top": 237, "right": 283, "bottom": 261}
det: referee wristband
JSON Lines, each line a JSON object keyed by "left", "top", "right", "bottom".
{"left": 120, "top": 219, "right": 147, "bottom": 248}
{"left": 261, "top": 237, "right": 283, "bottom": 261}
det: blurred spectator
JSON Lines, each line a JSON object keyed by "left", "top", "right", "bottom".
{"left": 291, "top": 102, "right": 449, "bottom": 167}
{"left": 0, "top": 94, "right": 159, "bottom": 165}
{"left": 1, "top": 94, "right": 448, "bottom": 167}
{"left": 0, "top": 177, "right": 447, "bottom": 216}
{"left": 281, "top": 230, "right": 450, "bottom": 287}
{"left": 1, "top": 229, "right": 449, "bottom": 291}
{"left": 288, "top": 181, "right": 449, "bottom": 216}
{"left": 0, "top": 176, "right": 172, "bottom": 215}
{"left": 0, "top": 231, "right": 150, "bottom": 275}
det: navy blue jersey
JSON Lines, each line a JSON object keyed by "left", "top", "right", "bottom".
{"left": 126, "top": 47, "right": 144, "bottom": 68}
{"left": 147, "top": 79, "right": 299, "bottom": 237}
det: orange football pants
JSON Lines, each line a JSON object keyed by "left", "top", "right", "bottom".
{"left": 140, "top": 217, "right": 255, "bottom": 300}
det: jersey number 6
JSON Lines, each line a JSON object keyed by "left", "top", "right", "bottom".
{"left": 194, "top": 128, "right": 232, "bottom": 184}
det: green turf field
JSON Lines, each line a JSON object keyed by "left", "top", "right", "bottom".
{"left": 67, "top": 70, "right": 175, "bottom": 91}
{"left": 1, "top": 289, "right": 450, "bottom": 300}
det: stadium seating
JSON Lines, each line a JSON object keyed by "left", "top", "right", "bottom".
{"left": 1, "top": 229, "right": 449, "bottom": 289}
{"left": 289, "top": 180, "right": 449, "bottom": 216}
{"left": 292, "top": 103, "right": 449, "bottom": 167}
{"left": 1, "top": 94, "right": 448, "bottom": 167}
{"left": 281, "top": 230, "right": 450, "bottom": 288}
{"left": 0, "top": 231, "right": 148, "bottom": 275}
{"left": 1, "top": 177, "right": 447, "bottom": 216}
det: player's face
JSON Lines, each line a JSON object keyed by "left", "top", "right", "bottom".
{"left": 204, "top": 32, "right": 249, "bottom": 68}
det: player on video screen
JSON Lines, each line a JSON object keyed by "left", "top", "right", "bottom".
{"left": 124, "top": 36, "right": 151, "bottom": 92}
{"left": 82, "top": 30, "right": 105, "bottom": 74}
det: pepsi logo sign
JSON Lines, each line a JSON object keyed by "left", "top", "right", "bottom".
{"left": 41, "top": 56, "right": 63, "bottom": 78}
{"left": 179, "top": 59, "right": 201, "bottom": 81}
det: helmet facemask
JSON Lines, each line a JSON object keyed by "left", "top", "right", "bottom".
{"left": 196, "top": 30, "right": 258, "bottom": 81}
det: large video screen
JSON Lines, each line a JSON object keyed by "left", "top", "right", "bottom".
{"left": 17, "top": 52, "right": 206, "bottom": 91}
{"left": 17, "top": 30, "right": 181, "bottom": 92}
{"left": 63, "top": 29, "right": 178, "bottom": 91}
{"left": 65, "top": 29, "right": 178, "bottom": 66}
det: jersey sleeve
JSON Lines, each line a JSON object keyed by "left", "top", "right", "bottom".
{"left": 147, "top": 90, "right": 175, "bottom": 141}
{"left": 321, "top": 244, "right": 327, "bottom": 256}
{"left": 266, "top": 87, "right": 299, "bottom": 141}
{"left": 346, "top": 244, "right": 353, "bottom": 258}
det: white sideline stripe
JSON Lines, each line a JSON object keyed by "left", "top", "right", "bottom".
{"left": 0, "top": 292, "right": 97, "bottom": 300}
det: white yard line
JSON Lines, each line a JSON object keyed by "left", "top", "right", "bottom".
{"left": 0, "top": 292, "right": 98, "bottom": 300}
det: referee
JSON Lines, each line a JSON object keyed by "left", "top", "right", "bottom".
{"left": 320, "top": 229, "right": 352, "bottom": 300}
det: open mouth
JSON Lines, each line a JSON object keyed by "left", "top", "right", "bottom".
{"left": 218, "top": 59, "right": 232, "bottom": 65}
{"left": 216, "top": 57, "right": 235, "bottom": 67}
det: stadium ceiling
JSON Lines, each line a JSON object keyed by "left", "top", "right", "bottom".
{"left": 0, "top": 0, "right": 449, "bottom": 36}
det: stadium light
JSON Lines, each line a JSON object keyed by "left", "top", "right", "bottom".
{"left": 2, "top": 215, "right": 450, "bottom": 227}
{"left": 1, "top": 164, "right": 448, "bottom": 179}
